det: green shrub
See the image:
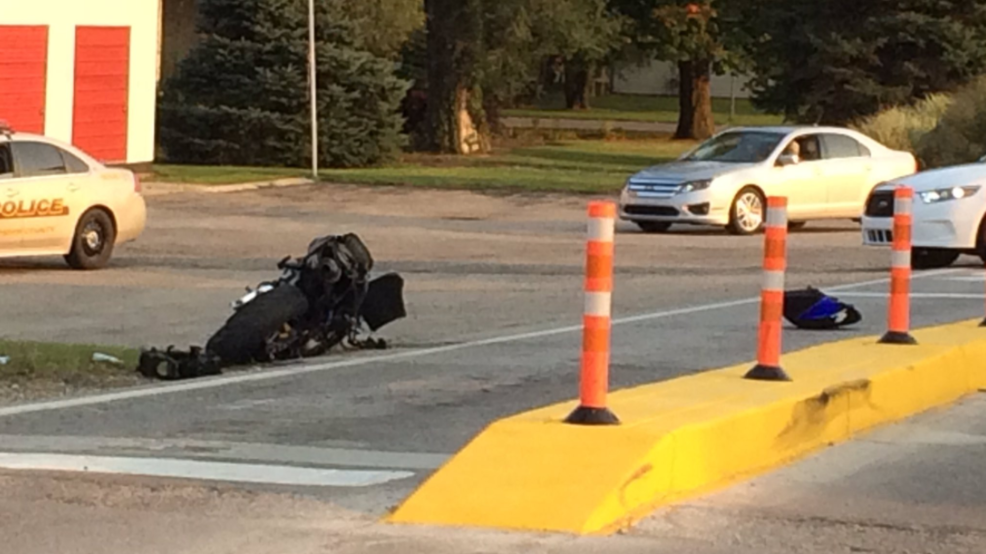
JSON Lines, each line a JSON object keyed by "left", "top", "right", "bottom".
{"left": 851, "top": 93, "right": 953, "bottom": 153}
{"left": 915, "top": 75, "right": 986, "bottom": 168}
{"left": 157, "top": 0, "right": 409, "bottom": 169}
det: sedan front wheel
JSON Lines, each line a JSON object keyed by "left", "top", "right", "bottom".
{"left": 727, "top": 187, "right": 766, "bottom": 236}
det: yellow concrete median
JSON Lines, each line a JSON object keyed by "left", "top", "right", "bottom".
{"left": 386, "top": 319, "right": 986, "bottom": 535}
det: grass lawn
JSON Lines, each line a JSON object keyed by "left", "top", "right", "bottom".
{"left": 149, "top": 137, "right": 698, "bottom": 194}
{"left": 0, "top": 339, "right": 141, "bottom": 389}
{"left": 147, "top": 164, "right": 306, "bottom": 185}
{"left": 503, "top": 93, "right": 785, "bottom": 127}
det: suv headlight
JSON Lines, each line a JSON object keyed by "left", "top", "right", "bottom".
{"left": 919, "top": 186, "right": 980, "bottom": 204}
{"left": 676, "top": 179, "right": 713, "bottom": 195}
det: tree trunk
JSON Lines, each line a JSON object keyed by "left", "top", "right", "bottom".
{"left": 564, "top": 56, "right": 591, "bottom": 110}
{"left": 674, "top": 59, "right": 716, "bottom": 140}
{"left": 423, "top": 0, "right": 490, "bottom": 155}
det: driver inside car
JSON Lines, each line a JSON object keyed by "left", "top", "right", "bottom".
{"left": 782, "top": 140, "right": 801, "bottom": 163}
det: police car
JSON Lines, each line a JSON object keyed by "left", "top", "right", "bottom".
{"left": 861, "top": 156, "right": 986, "bottom": 269}
{"left": 0, "top": 121, "right": 146, "bottom": 269}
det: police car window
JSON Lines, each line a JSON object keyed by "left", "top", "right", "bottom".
{"left": 0, "top": 144, "right": 12, "bottom": 179}
{"left": 59, "top": 148, "right": 90, "bottom": 174}
{"left": 12, "top": 142, "right": 67, "bottom": 177}
{"left": 822, "top": 134, "right": 866, "bottom": 159}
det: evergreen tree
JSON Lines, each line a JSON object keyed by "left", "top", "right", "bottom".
{"left": 157, "top": 0, "right": 409, "bottom": 169}
{"left": 339, "top": 0, "right": 424, "bottom": 60}
{"left": 725, "top": 0, "right": 986, "bottom": 125}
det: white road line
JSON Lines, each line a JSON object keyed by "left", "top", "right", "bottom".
{"left": 0, "top": 435, "right": 449, "bottom": 470}
{"left": 838, "top": 292, "right": 985, "bottom": 300}
{"left": 0, "top": 453, "right": 415, "bottom": 487}
{"left": 0, "top": 435, "right": 451, "bottom": 470}
{"left": 943, "top": 275, "right": 986, "bottom": 282}
{"left": 0, "top": 268, "right": 960, "bottom": 419}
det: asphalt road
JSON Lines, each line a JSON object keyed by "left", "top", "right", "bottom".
{"left": 1, "top": 183, "right": 985, "bottom": 552}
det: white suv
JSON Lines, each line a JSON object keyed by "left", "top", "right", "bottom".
{"left": 619, "top": 126, "right": 918, "bottom": 235}
{"left": 0, "top": 122, "right": 146, "bottom": 269}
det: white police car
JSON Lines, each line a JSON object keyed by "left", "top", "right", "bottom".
{"left": 862, "top": 156, "right": 986, "bottom": 269}
{"left": 0, "top": 121, "right": 146, "bottom": 269}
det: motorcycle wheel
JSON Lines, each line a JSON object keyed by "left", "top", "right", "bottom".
{"left": 206, "top": 285, "right": 309, "bottom": 365}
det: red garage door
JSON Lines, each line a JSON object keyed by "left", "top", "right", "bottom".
{"left": 0, "top": 26, "right": 49, "bottom": 134}
{"left": 73, "top": 26, "right": 130, "bottom": 163}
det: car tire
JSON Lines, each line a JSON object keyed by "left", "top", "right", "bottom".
{"left": 636, "top": 221, "right": 673, "bottom": 233}
{"left": 975, "top": 215, "right": 986, "bottom": 265}
{"left": 64, "top": 209, "right": 116, "bottom": 270}
{"left": 727, "top": 187, "right": 766, "bottom": 236}
{"left": 205, "top": 284, "right": 310, "bottom": 365}
{"left": 789, "top": 221, "right": 807, "bottom": 231}
{"left": 912, "top": 247, "right": 960, "bottom": 270}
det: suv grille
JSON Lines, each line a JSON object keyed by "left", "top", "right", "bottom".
{"left": 865, "top": 190, "right": 896, "bottom": 217}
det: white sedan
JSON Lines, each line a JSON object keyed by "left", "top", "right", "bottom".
{"left": 619, "top": 126, "right": 918, "bottom": 235}
{"left": 0, "top": 121, "right": 146, "bottom": 269}
{"left": 861, "top": 157, "right": 986, "bottom": 269}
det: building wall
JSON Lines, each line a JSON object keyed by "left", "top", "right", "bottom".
{"left": 612, "top": 59, "right": 754, "bottom": 99}
{"left": 0, "top": 0, "right": 161, "bottom": 164}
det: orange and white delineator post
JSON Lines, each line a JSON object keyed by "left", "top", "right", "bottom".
{"left": 744, "top": 196, "right": 792, "bottom": 381}
{"left": 981, "top": 261, "right": 986, "bottom": 327}
{"left": 879, "top": 186, "right": 918, "bottom": 345}
{"left": 565, "top": 200, "right": 620, "bottom": 425}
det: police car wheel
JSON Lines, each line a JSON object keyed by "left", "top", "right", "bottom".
{"left": 65, "top": 209, "right": 116, "bottom": 270}
{"left": 911, "top": 247, "right": 959, "bottom": 270}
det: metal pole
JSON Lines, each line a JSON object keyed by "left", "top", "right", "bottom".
{"left": 308, "top": 0, "right": 318, "bottom": 179}
{"left": 730, "top": 74, "right": 736, "bottom": 125}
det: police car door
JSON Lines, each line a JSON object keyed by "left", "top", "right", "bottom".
{"left": 0, "top": 142, "right": 21, "bottom": 250}
{"left": 8, "top": 140, "right": 79, "bottom": 252}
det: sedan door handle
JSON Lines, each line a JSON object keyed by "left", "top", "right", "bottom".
{"left": 4, "top": 188, "right": 17, "bottom": 198}
{"left": 67, "top": 183, "right": 81, "bottom": 192}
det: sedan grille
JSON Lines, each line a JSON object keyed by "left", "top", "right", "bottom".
{"left": 624, "top": 205, "right": 680, "bottom": 217}
{"left": 627, "top": 178, "right": 680, "bottom": 199}
{"left": 865, "top": 190, "right": 896, "bottom": 217}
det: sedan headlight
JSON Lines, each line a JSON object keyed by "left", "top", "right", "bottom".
{"left": 677, "top": 179, "right": 713, "bottom": 195}
{"left": 919, "top": 186, "right": 981, "bottom": 204}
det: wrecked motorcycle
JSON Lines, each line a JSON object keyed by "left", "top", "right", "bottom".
{"left": 138, "top": 233, "right": 406, "bottom": 380}
{"left": 207, "top": 233, "right": 406, "bottom": 364}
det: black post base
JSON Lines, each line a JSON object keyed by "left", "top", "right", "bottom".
{"left": 564, "top": 406, "right": 620, "bottom": 425}
{"left": 744, "top": 364, "right": 792, "bottom": 382}
{"left": 879, "top": 331, "right": 918, "bottom": 345}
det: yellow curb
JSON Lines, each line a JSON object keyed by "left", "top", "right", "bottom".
{"left": 386, "top": 319, "right": 986, "bottom": 535}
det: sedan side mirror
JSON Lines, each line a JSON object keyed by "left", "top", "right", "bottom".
{"left": 777, "top": 153, "right": 800, "bottom": 167}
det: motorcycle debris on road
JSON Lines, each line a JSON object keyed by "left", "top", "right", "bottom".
{"left": 137, "top": 233, "right": 406, "bottom": 381}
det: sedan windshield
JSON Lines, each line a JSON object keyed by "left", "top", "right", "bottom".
{"left": 683, "top": 131, "right": 787, "bottom": 163}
